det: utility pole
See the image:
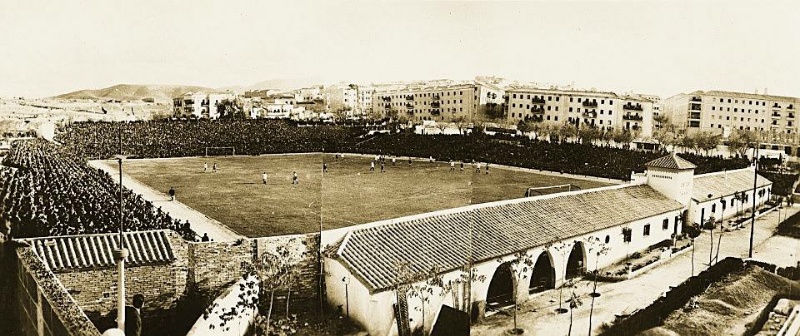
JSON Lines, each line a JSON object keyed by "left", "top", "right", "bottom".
{"left": 114, "top": 124, "right": 129, "bottom": 331}
{"left": 749, "top": 143, "right": 759, "bottom": 258}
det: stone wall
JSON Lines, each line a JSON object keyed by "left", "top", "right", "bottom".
{"left": 253, "top": 233, "right": 322, "bottom": 313}
{"left": 188, "top": 238, "right": 255, "bottom": 293}
{"left": 14, "top": 246, "right": 101, "bottom": 336}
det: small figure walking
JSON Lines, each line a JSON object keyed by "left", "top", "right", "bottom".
{"left": 292, "top": 171, "right": 299, "bottom": 185}
{"left": 323, "top": 163, "right": 328, "bottom": 174}
{"left": 262, "top": 172, "right": 268, "bottom": 185}
{"left": 380, "top": 161, "right": 386, "bottom": 173}
{"left": 203, "top": 162, "right": 208, "bottom": 173}
{"left": 370, "top": 161, "right": 375, "bottom": 171}
{"left": 212, "top": 162, "right": 218, "bottom": 173}
{"left": 168, "top": 187, "right": 176, "bottom": 201}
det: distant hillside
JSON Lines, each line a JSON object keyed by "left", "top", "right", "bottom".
{"left": 243, "top": 78, "right": 323, "bottom": 92}
{"left": 55, "top": 84, "right": 220, "bottom": 102}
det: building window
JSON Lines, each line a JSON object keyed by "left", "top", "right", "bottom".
{"left": 643, "top": 224, "right": 651, "bottom": 236}
{"left": 662, "top": 219, "right": 669, "bottom": 230}
{"left": 513, "top": 94, "right": 517, "bottom": 99}
{"left": 711, "top": 204, "right": 716, "bottom": 213}
{"left": 622, "top": 227, "right": 632, "bottom": 243}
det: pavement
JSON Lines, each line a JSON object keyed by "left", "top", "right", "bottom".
{"left": 471, "top": 205, "right": 800, "bottom": 336}
{"left": 89, "top": 160, "right": 243, "bottom": 242}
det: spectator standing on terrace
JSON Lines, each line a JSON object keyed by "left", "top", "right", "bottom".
{"left": 201, "top": 233, "right": 210, "bottom": 242}
{"left": 108, "top": 294, "right": 144, "bottom": 336}
{"left": 168, "top": 187, "right": 175, "bottom": 201}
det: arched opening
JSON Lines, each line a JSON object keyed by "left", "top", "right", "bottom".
{"left": 485, "top": 262, "right": 514, "bottom": 312}
{"left": 529, "top": 251, "right": 555, "bottom": 294}
{"left": 565, "top": 242, "right": 586, "bottom": 279}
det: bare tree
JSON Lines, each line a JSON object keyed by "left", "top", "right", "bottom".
{"left": 503, "top": 251, "right": 535, "bottom": 334}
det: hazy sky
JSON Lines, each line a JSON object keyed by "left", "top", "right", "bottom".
{"left": 1, "top": 0, "right": 798, "bottom": 98}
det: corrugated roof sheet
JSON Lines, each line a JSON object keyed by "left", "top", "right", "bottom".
{"left": 692, "top": 169, "right": 772, "bottom": 202}
{"left": 337, "top": 185, "right": 683, "bottom": 292}
{"left": 25, "top": 230, "right": 176, "bottom": 273}
{"left": 645, "top": 153, "right": 697, "bottom": 170}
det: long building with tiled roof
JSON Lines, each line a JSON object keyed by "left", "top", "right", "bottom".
{"left": 688, "top": 167, "right": 773, "bottom": 226}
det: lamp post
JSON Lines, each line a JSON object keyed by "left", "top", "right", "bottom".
{"left": 114, "top": 154, "right": 128, "bottom": 331}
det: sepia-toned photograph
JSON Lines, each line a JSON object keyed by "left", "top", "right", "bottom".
{"left": 1, "top": 1, "right": 799, "bottom": 335}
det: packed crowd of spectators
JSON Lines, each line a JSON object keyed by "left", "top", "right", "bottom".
{"left": 0, "top": 139, "right": 195, "bottom": 239}
{"left": 55, "top": 119, "right": 751, "bottom": 180}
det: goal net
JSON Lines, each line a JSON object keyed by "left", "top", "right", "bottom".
{"left": 204, "top": 146, "right": 236, "bottom": 157}
{"left": 524, "top": 184, "right": 579, "bottom": 197}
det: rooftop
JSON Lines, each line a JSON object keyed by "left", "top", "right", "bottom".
{"left": 25, "top": 230, "right": 176, "bottom": 273}
{"left": 689, "top": 90, "right": 799, "bottom": 103}
{"left": 645, "top": 153, "right": 697, "bottom": 170}
{"left": 692, "top": 168, "right": 772, "bottom": 202}
{"left": 336, "top": 184, "right": 683, "bottom": 292}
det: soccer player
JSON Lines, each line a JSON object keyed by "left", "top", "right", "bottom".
{"left": 370, "top": 161, "right": 375, "bottom": 171}
{"left": 262, "top": 172, "right": 268, "bottom": 184}
{"left": 408, "top": 157, "right": 412, "bottom": 166}
{"left": 486, "top": 163, "right": 490, "bottom": 175}
{"left": 460, "top": 161, "right": 464, "bottom": 172}
{"left": 475, "top": 162, "right": 481, "bottom": 173}
{"left": 380, "top": 161, "right": 385, "bottom": 173}
{"left": 429, "top": 156, "right": 434, "bottom": 163}
{"left": 203, "top": 162, "right": 208, "bottom": 173}
{"left": 392, "top": 157, "right": 396, "bottom": 165}
{"left": 450, "top": 160, "right": 455, "bottom": 171}
{"left": 213, "top": 163, "right": 218, "bottom": 173}
{"left": 292, "top": 172, "right": 298, "bottom": 185}
{"left": 323, "top": 163, "right": 328, "bottom": 173}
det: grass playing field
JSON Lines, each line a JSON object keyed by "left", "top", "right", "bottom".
{"left": 119, "top": 154, "right": 612, "bottom": 237}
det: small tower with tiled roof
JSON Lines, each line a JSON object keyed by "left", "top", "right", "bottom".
{"left": 645, "top": 153, "right": 696, "bottom": 207}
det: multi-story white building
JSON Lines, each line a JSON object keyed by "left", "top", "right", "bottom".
{"left": 663, "top": 90, "right": 800, "bottom": 156}
{"left": 505, "top": 88, "right": 655, "bottom": 137}
{"left": 371, "top": 81, "right": 504, "bottom": 122}
{"left": 172, "top": 92, "right": 236, "bottom": 119}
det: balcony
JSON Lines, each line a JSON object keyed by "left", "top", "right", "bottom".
{"left": 432, "top": 95, "right": 440, "bottom": 101}
{"left": 582, "top": 101, "right": 598, "bottom": 107}
{"left": 406, "top": 95, "right": 414, "bottom": 101}
{"left": 183, "top": 100, "right": 194, "bottom": 105}
{"left": 688, "top": 103, "right": 701, "bottom": 111}
{"left": 623, "top": 114, "right": 643, "bottom": 121}
{"left": 431, "top": 108, "right": 440, "bottom": 116}
{"left": 431, "top": 101, "right": 441, "bottom": 108}
{"left": 382, "top": 97, "right": 392, "bottom": 102}
{"left": 772, "top": 113, "right": 782, "bottom": 118}
{"left": 406, "top": 109, "right": 415, "bottom": 115}
{"left": 690, "top": 97, "right": 702, "bottom": 102}
{"left": 532, "top": 97, "right": 546, "bottom": 104}
{"left": 531, "top": 106, "right": 545, "bottom": 114}
{"left": 789, "top": 105, "right": 795, "bottom": 110}
{"left": 582, "top": 111, "right": 597, "bottom": 118}
{"left": 624, "top": 103, "right": 644, "bottom": 111}
{"left": 689, "top": 112, "right": 701, "bottom": 119}
{"left": 384, "top": 103, "right": 391, "bottom": 109}
{"left": 405, "top": 103, "right": 414, "bottom": 109}
{"left": 789, "top": 113, "right": 795, "bottom": 119}
{"left": 773, "top": 103, "right": 781, "bottom": 108}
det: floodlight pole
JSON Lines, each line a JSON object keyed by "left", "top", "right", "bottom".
{"left": 748, "top": 143, "right": 759, "bottom": 258}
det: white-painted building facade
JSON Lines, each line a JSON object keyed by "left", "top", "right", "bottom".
{"left": 323, "top": 154, "right": 754, "bottom": 336}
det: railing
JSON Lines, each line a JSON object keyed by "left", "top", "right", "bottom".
{"left": 690, "top": 97, "right": 702, "bottom": 102}
{"left": 431, "top": 108, "right": 440, "bottom": 116}
{"left": 688, "top": 103, "right": 701, "bottom": 111}
{"left": 582, "top": 111, "right": 597, "bottom": 118}
{"left": 405, "top": 103, "right": 414, "bottom": 109}
{"left": 689, "top": 112, "right": 701, "bottom": 119}
{"left": 531, "top": 106, "right": 545, "bottom": 114}
{"left": 772, "top": 113, "right": 782, "bottom": 118}
{"left": 623, "top": 114, "right": 643, "bottom": 121}
{"left": 624, "top": 103, "right": 644, "bottom": 111}
{"left": 789, "top": 114, "right": 795, "bottom": 119}
{"left": 774, "top": 104, "right": 781, "bottom": 108}
{"left": 582, "top": 101, "right": 598, "bottom": 107}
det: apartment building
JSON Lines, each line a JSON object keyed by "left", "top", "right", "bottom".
{"left": 172, "top": 92, "right": 235, "bottom": 119}
{"left": 505, "top": 88, "right": 655, "bottom": 137}
{"left": 663, "top": 90, "right": 800, "bottom": 139}
{"left": 371, "top": 82, "right": 504, "bottom": 122}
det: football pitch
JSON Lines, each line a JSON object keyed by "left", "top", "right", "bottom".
{"left": 119, "top": 154, "right": 612, "bottom": 237}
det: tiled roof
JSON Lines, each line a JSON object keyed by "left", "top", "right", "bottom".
{"left": 645, "top": 153, "right": 697, "bottom": 170}
{"left": 692, "top": 169, "right": 772, "bottom": 202}
{"left": 26, "top": 230, "right": 176, "bottom": 273}
{"left": 690, "top": 90, "right": 799, "bottom": 103}
{"left": 337, "top": 185, "right": 683, "bottom": 292}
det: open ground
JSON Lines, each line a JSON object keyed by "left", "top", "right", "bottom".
{"left": 113, "top": 154, "right": 611, "bottom": 237}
